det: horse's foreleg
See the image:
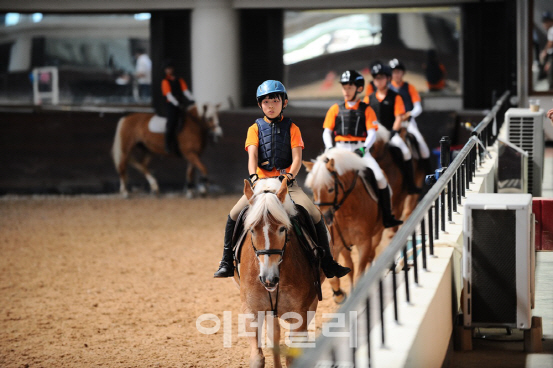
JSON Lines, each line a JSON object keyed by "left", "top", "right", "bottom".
{"left": 185, "top": 164, "right": 195, "bottom": 199}
{"left": 342, "top": 249, "right": 355, "bottom": 290}
{"left": 285, "top": 309, "right": 313, "bottom": 368}
{"left": 267, "top": 313, "right": 283, "bottom": 368}
{"left": 129, "top": 155, "right": 159, "bottom": 195}
{"left": 356, "top": 241, "right": 375, "bottom": 285}
{"left": 183, "top": 152, "right": 209, "bottom": 196}
{"left": 243, "top": 308, "right": 265, "bottom": 368}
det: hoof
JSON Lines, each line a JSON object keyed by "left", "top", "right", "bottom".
{"left": 198, "top": 184, "right": 207, "bottom": 196}
{"left": 185, "top": 190, "right": 195, "bottom": 199}
{"left": 250, "top": 355, "right": 265, "bottom": 368}
{"left": 332, "top": 289, "right": 347, "bottom": 305}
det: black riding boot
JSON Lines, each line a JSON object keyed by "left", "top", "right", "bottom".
{"left": 213, "top": 216, "right": 237, "bottom": 278}
{"left": 165, "top": 103, "right": 181, "bottom": 155}
{"left": 377, "top": 187, "right": 403, "bottom": 228}
{"left": 314, "top": 219, "right": 351, "bottom": 278}
{"left": 420, "top": 157, "right": 433, "bottom": 175}
{"left": 404, "top": 159, "right": 421, "bottom": 194}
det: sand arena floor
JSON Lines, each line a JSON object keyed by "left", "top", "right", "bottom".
{"left": 0, "top": 194, "right": 352, "bottom": 367}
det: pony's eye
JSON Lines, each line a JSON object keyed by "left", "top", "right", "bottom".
{"left": 279, "top": 227, "right": 286, "bottom": 233}
{"left": 328, "top": 188, "right": 334, "bottom": 193}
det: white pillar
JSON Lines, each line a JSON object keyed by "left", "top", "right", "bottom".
{"left": 191, "top": 0, "right": 239, "bottom": 109}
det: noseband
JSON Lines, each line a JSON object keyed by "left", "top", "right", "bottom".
{"left": 313, "top": 168, "right": 359, "bottom": 223}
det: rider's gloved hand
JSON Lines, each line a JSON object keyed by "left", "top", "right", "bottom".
{"left": 354, "top": 147, "right": 365, "bottom": 157}
{"left": 248, "top": 173, "right": 259, "bottom": 186}
{"left": 278, "top": 172, "right": 295, "bottom": 187}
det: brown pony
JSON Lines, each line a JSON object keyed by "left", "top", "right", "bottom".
{"left": 111, "top": 104, "right": 222, "bottom": 198}
{"left": 304, "top": 149, "right": 384, "bottom": 304}
{"left": 235, "top": 178, "right": 321, "bottom": 368}
{"left": 370, "top": 125, "right": 424, "bottom": 230}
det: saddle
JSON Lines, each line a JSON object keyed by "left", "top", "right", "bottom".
{"left": 232, "top": 204, "right": 323, "bottom": 301}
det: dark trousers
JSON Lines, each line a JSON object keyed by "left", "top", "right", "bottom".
{"left": 165, "top": 103, "right": 181, "bottom": 154}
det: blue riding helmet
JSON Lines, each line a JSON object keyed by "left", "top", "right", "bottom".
{"left": 256, "top": 80, "right": 288, "bottom": 102}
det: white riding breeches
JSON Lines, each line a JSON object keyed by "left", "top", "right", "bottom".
{"left": 407, "top": 119, "right": 430, "bottom": 159}
{"left": 335, "top": 141, "right": 388, "bottom": 189}
{"left": 390, "top": 133, "right": 412, "bottom": 161}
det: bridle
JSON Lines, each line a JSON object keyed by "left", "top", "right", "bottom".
{"left": 313, "top": 165, "right": 359, "bottom": 224}
{"left": 250, "top": 227, "right": 289, "bottom": 262}
{"left": 250, "top": 226, "right": 289, "bottom": 315}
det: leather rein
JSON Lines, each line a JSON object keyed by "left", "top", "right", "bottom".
{"left": 313, "top": 168, "right": 359, "bottom": 223}
{"left": 313, "top": 168, "right": 359, "bottom": 252}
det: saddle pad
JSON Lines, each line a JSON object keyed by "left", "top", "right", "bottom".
{"left": 148, "top": 115, "right": 167, "bottom": 133}
{"left": 359, "top": 171, "right": 379, "bottom": 202}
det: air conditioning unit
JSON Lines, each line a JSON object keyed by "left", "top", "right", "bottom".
{"left": 496, "top": 138, "right": 528, "bottom": 193}
{"left": 463, "top": 193, "right": 535, "bottom": 329}
{"left": 505, "top": 108, "right": 544, "bottom": 197}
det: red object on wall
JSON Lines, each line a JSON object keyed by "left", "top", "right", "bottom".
{"left": 532, "top": 198, "right": 553, "bottom": 251}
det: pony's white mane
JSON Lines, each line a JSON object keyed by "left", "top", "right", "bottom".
{"left": 375, "top": 123, "right": 390, "bottom": 142}
{"left": 244, "top": 178, "right": 297, "bottom": 229}
{"left": 305, "top": 148, "right": 366, "bottom": 191}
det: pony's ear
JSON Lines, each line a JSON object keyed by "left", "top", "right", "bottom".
{"left": 216, "top": 103, "right": 221, "bottom": 110}
{"left": 303, "top": 160, "right": 314, "bottom": 172}
{"left": 244, "top": 179, "right": 254, "bottom": 201}
{"left": 325, "top": 158, "right": 335, "bottom": 172}
{"left": 203, "top": 104, "right": 208, "bottom": 116}
{"left": 276, "top": 178, "right": 288, "bottom": 203}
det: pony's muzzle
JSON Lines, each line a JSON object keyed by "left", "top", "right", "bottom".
{"left": 259, "top": 275, "right": 280, "bottom": 291}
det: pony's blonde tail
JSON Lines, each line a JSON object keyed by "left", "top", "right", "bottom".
{"left": 111, "top": 117, "right": 126, "bottom": 171}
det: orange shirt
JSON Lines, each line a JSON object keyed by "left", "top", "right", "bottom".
{"left": 245, "top": 116, "right": 304, "bottom": 179}
{"left": 391, "top": 81, "right": 421, "bottom": 104}
{"left": 364, "top": 82, "right": 375, "bottom": 98}
{"left": 161, "top": 76, "right": 188, "bottom": 97}
{"left": 323, "top": 100, "right": 379, "bottom": 142}
{"left": 363, "top": 93, "right": 405, "bottom": 117}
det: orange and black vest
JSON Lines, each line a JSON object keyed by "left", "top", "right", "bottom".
{"left": 256, "top": 118, "right": 293, "bottom": 172}
{"left": 334, "top": 102, "right": 368, "bottom": 138}
{"left": 368, "top": 90, "right": 397, "bottom": 131}
{"left": 164, "top": 77, "right": 185, "bottom": 105}
{"left": 390, "top": 82, "right": 413, "bottom": 112}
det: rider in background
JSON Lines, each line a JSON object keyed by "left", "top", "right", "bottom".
{"left": 423, "top": 49, "right": 446, "bottom": 92}
{"left": 389, "top": 58, "right": 432, "bottom": 173}
{"left": 213, "top": 80, "right": 350, "bottom": 279}
{"left": 364, "top": 63, "right": 421, "bottom": 194}
{"left": 363, "top": 59, "right": 382, "bottom": 98}
{"left": 161, "top": 60, "right": 195, "bottom": 155}
{"left": 322, "top": 70, "right": 403, "bottom": 228}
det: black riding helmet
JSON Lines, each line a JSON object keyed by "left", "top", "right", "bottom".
{"left": 340, "top": 70, "right": 365, "bottom": 88}
{"left": 162, "top": 59, "right": 175, "bottom": 71}
{"left": 389, "top": 58, "right": 406, "bottom": 71}
{"left": 371, "top": 63, "right": 392, "bottom": 78}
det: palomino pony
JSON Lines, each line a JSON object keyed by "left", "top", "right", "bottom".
{"left": 236, "top": 178, "right": 322, "bottom": 368}
{"left": 111, "top": 104, "right": 222, "bottom": 198}
{"left": 304, "top": 148, "right": 383, "bottom": 303}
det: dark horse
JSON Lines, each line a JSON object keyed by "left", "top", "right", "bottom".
{"left": 111, "top": 104, "right": 222, "bottom": 197}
